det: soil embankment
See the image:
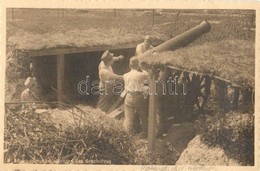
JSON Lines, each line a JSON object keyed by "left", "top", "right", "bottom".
{"left": 176, "top": 135, "right": 240, "bottom": 166}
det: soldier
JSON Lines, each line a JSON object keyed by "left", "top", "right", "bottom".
{"left": 135, "top": 35, "right": 154, "bottom": 56}
{"left": 20, "top": 77, "right": 47, "bottom": 109}
{"left": 123, "top": 57, "right": 149, "bottom": 138}
{"left": 97, "top": 50, "right": 124, "bottom": 113}
{"left": 21, "top": 77, "right": 40, "bottom": 102}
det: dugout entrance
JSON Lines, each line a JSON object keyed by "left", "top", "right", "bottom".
{"left": 29, "top": 45, "right": 137, "bottom": 105}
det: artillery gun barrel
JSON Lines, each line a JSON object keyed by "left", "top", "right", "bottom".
{"left": 139, "top": 20, "right": 211, "bottom": 66}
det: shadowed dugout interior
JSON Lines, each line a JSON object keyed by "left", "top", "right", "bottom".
{"left": 32, "top": 47, "right": 135, "bottom": 106}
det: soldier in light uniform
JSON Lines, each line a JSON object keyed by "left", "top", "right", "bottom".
{"left": 21, "top": 77, "right": 40, "bottom": 102}
{"left": 97, "top": 50, "right": 124, "bottom": 113}
{"left": 21, "top": 76, "right": 49, "bottom": 109}
{"left": 123, "top": 57, "right": 149, "bottom": 138}
{"left": 135, "top": 35, "right": 154, "bottom": 56}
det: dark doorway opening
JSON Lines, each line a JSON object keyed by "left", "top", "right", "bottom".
{"left": 33, "top": 47, "right": 136, "bottom": 107}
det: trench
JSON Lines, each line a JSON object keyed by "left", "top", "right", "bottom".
{"left": 31, "top": 47, "right": 197, "bottom": 164}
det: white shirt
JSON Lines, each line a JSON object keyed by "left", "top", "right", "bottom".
{"left": 123, "top": 70, "right": 148, "bottom": 93}
{"left": 98, "top": 61, "right": 114, "bottom": 90}
{"left": 135, "top": 43, "right": 153, "bottom": 56}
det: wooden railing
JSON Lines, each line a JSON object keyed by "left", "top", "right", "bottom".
{"left": 147, "top": 65, "right": 254, "bottom": 153}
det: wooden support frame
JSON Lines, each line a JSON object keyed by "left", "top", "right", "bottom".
{"left": 214, "top": 78, "right": 231, "bottom": 113}
{"left": 167, "top": 65, "right": 244, "bottom": 88}
{"left": 231, "top": 87, "right": 240, "bottom": 110}
{"left": 148, "top": 71, "right": 157, "bottom": 153}
{"left": 28, "top": 44, "right": 136, "bottom": 57}
{"left": 57, "top": 54, "right": 65, "bottom": 102}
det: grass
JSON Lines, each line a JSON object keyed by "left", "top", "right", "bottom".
{"left": 7, "top": 9, "right": 173, "bottom": 50}
{"left": 7, "top": 28, "right": 168, "bottom": 50}
{"left": 4, "top": 104, "right": 151, "bottom": 164}
{"left": 142, "top": 39, "right": 254, "bottom": 87}
{"left": 7, "top": 9, "right": 255, "bottom": 50}
{"left": 197, "top": 110, "right": 254, "bottom": 165}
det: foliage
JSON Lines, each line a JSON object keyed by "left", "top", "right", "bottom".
{"left": 6, "top": 48, "right": 31, "bottom": 82}
{"left": 196, "top": 111, "right": 254, "bottom": 165}
{"left": 4, "top": 105, "right": 152, "bottom": 164}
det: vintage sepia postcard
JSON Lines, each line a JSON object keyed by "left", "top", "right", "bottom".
{"left": 0, "top": 0, "right": 259, "bottom": 171}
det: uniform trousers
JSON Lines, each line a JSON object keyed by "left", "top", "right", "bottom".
{"left": 124, "top": 92, "right": 148, "bottom": 134}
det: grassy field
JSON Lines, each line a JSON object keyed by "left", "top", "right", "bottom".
{"left": 142, "top": 39, "right": 255, "bottom": 87}
{"left": 7, "top": 9, "right": 255, "bottom": 50}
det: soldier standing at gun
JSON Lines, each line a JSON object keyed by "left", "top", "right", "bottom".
{"left": 135, "top": 35, "right": 154, "bottom": 56}
{"left": 97, "top": 50, "right": 124, "bottom": 113}
{"left": 123, "top": 57, "right": 149, "bottom": 138}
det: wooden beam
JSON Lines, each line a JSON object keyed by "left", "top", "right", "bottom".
{"left": 27, "top": 40, "right": 164, "bottom": 58}
{"left": 114, "top": 9, "right": 117, "bottom": 18}
{"left": 152, "top": 9, "right": 155, "bottom": 27}
{"left": 28, "top": 44, "right": 133, "bottom": 57}
{"left": 57, "top": 54, "right": 65, "bottom": 102}
{"left": 167, "top": 65, "right": 244, "bottom": 88}
{"left": 231, "top": 87, "right": 239, "bottom": 110}
{"left": 214, "top": 79, "right": 230, "bottom": 113}
{"left": 11, "top": 8, "right": 14, "bottom": 22}
{"left": 148, "top": 72, "right": 157, "bottom": 153}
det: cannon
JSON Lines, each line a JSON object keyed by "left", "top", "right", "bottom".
{"left": 107, "top": 20, "right": 211, "bottom": 117}
{"left": 139, "top": 20, "right": 211, "bottom": 64}
{"left": 138, "top": 21, "right": 211, "bottom": 152}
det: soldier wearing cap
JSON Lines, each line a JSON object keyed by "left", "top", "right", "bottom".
{"left": 21, "top": 77, "right": 49, "bottom": 109}
{"left": 97, "top": 50, "right": 124, "bottom": 113}
{"left": 135, "top": 35, "right": 154, "bottom": 56}
{"left": 123, "top": 57, "right": 149, "bottom": 137}
{"left": 21, "top": 77, "right": 40, "bottom": 102}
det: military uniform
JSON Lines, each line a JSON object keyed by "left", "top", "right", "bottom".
{"left": 97, "top": 50, "right": 124, "bottom": 113}
{"left": 135, "top": 35, "right": 154, "bottom": 56}
{"left": 123, "top": 57, "right": 149, "bottom": 135}
{"left": 135, "top": 42, "right": 154, "bottom": 56}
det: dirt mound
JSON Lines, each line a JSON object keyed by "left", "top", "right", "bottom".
{"left": 176, "top": 135, "right": 240, "bottom": 166}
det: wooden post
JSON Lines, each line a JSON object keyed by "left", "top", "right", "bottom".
{"left": 11, "top": 9, "right": 14, "bottom": 21}
{"left": 215, "top": 79, "right": 230, "bottom": 113}
{"left": 231, "top": 87, "right": 240, "bottom": 110}
{"left": 148, "top": 71, "right": 157, "bottom": 153}
{"left": 57, "top": 54, "right": 65, "bottom": 102}
{"left": 241, "top": 88, "right": 253, "bottom": 105}
{"left": 204, "top": 75, "right": 211, "bottom": 98}
{"left": 114, "top": 9, "right": 117, "bottom": 18}
{"left": 152, "top": 9, "right": 155, "bottom": 27}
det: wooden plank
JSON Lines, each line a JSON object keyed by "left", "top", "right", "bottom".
{"left": 28, "top": 44, "right": 136, "bottom": 57}
{"left": 215, "top": 79, "right": 230, "bottom": 113}
{"left": 57, "top": 54, "right": 65, "bottom": 102}
{"left": 152, "top": 9, "right": 155, "bottom": 27}
{"left": 231, "top": 87, "right": 239, "bottom": 110}
{"left": 167, "top": 65, "right": 206, "bottom": 76}
{"left": 107, "top": 90, "right": 127, "bottom": 114}
{"left": 148, "top": 73, "right": 157, "bottom": 153}
{"left": 108, "top": 104, "right": 124, "bottom": 119}
{"left": 27, "top": 40, "right": 164, "bottom": 57}
{"left": 12, "top": 9, "right": 14, "bottom": 21}
{"left": 167, "top": 65, "right": 244, "bottom": 88}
